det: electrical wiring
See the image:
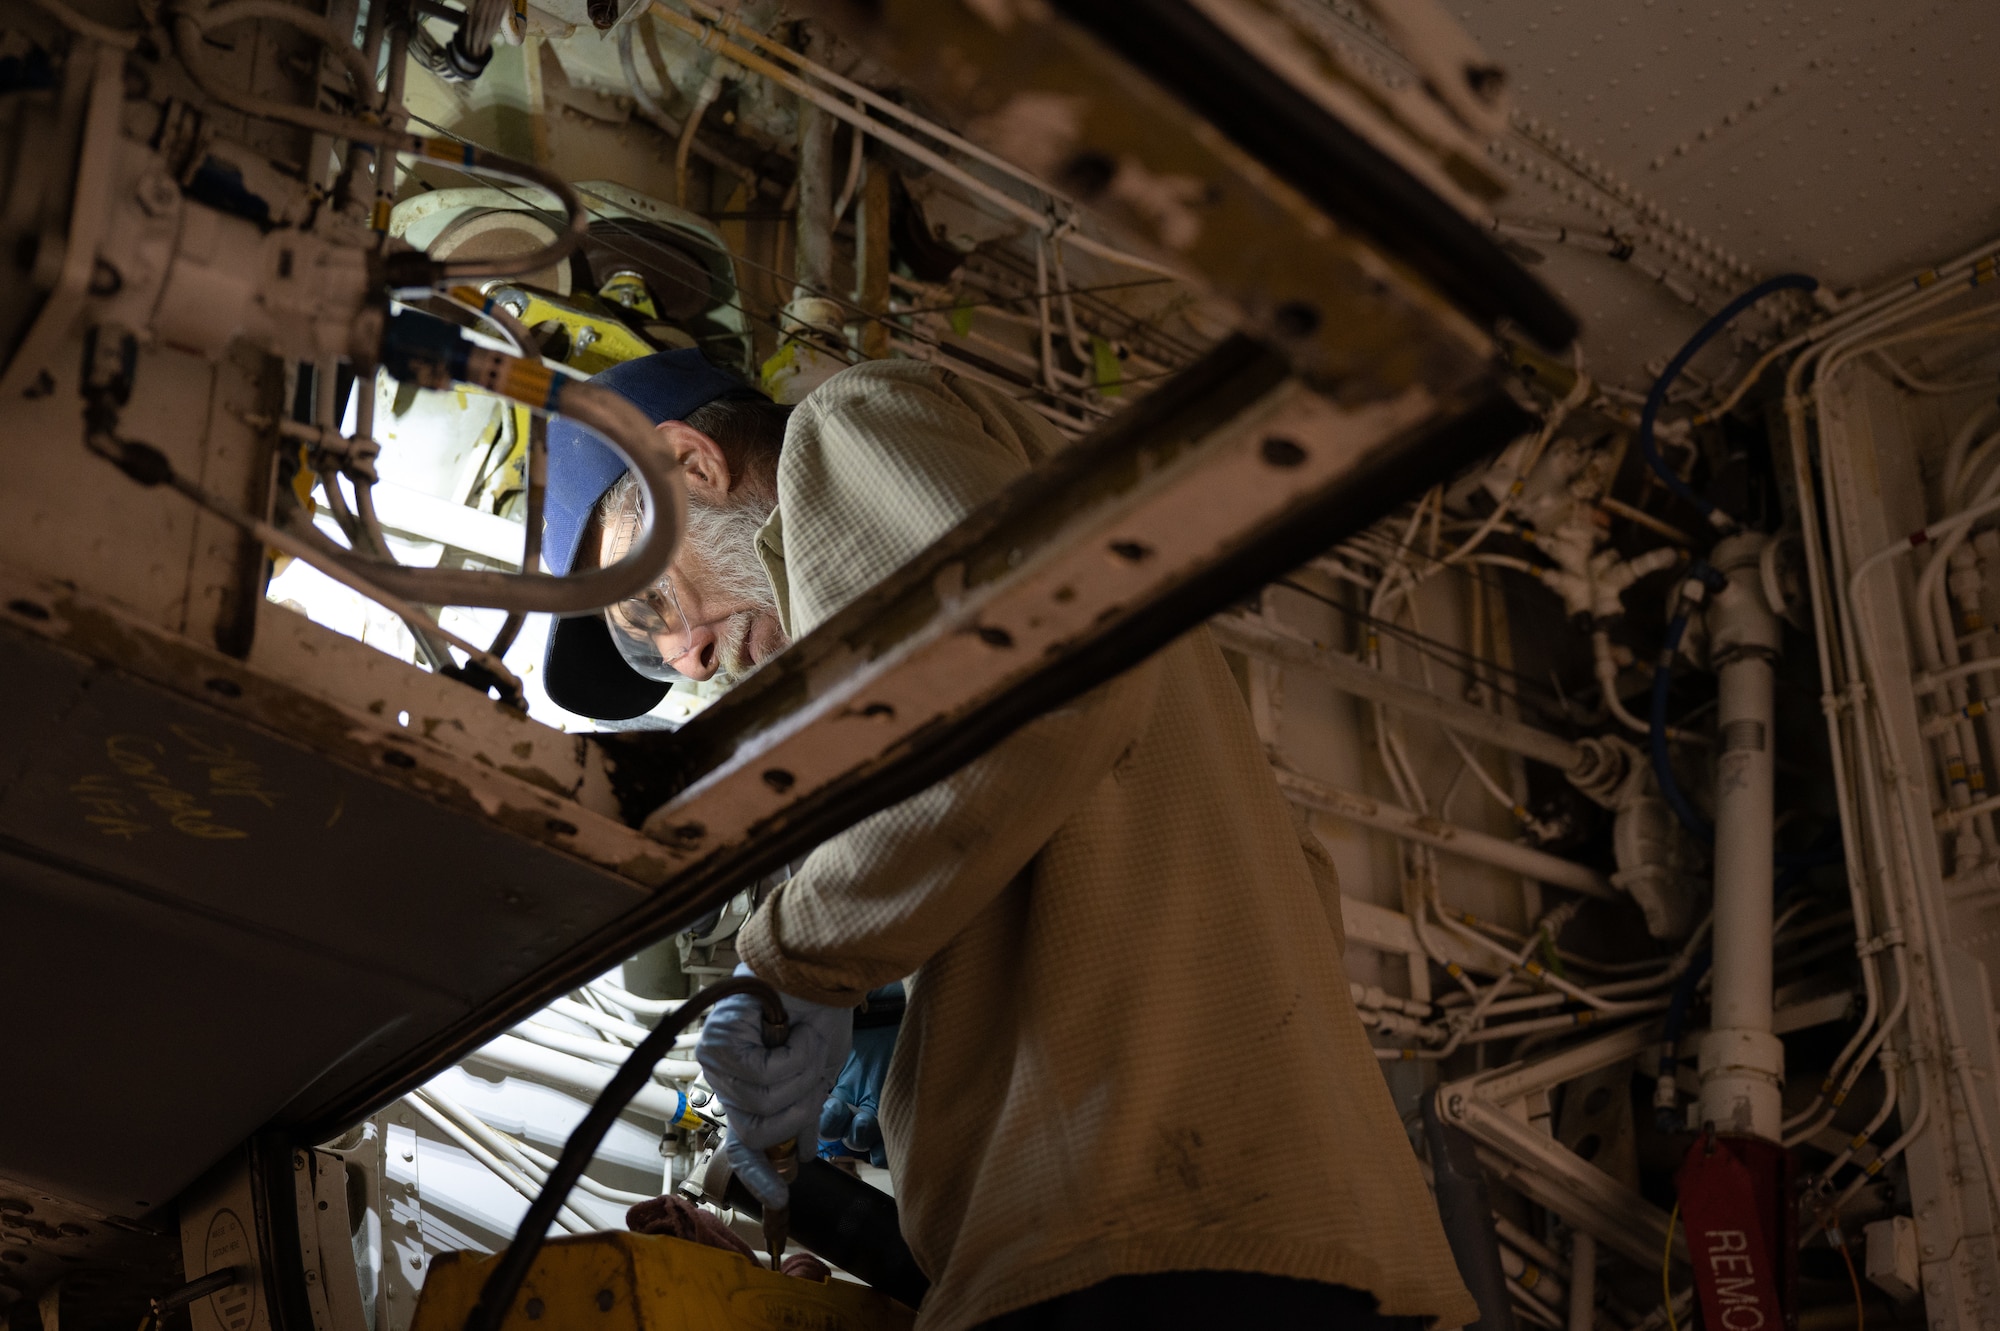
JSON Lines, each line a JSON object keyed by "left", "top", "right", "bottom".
{"left": 655, "top": 0, "right": 1186, "bottom": 282}
{"left": 891, "top": 277, "right": 1179, "bottom": 321}
{"left": 163, "top": 19, "right": 586, "bottom": 287}
{"left": 1702, "top": 242, "right": 2000, "bottom": 428}
{"left": 1835, "top": 1228, "right": 1867, "bottom": 1331}
{"left": 1637, "top": 273, "right": 1820, "bottom": 534}
{"left": 588, "top": 978, "right": 686, "bottom": 1018}
{"left": 405, "top": 1092, "right": 594, "bottom": 1234}
{"left": 1273, "top": 576, "right": 1568, "bottom": 718}
{"left": 1443, "top": 350, "right": 1591, "bottom": 567}
{"left": 402, "top": 117, "right": 1144, "bottom": 431}
{"left": 1796, "top": 281, "right": 2000, "bottom": 1224}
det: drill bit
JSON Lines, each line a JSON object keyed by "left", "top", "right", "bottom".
{"left": 758, "top": 1004, "right": 797, "bottom": 1269}
{"left": 762, "top": 1138, "right": 797, "bottom": 1269}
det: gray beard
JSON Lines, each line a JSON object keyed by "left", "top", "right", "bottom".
{"left": 683, "top": 493, "right": 785, "bottom": 677}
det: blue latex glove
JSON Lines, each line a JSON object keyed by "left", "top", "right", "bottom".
{"left": 819, "top": 1022, "right": 896, "bottom": 1167}
{"left": 697, "top": 964, "right": 853, "bottom": 1210}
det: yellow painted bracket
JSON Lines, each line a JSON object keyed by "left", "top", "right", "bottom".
{"left": 504, "top": 291, "right": 658, "bottom": 376}
{"left": 410, "top": 1231, "right": 915, "bottom": 1331}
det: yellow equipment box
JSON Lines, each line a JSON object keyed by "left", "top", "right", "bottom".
{"left": 410, "top": 1231, "right": 916, "bottom": 1331}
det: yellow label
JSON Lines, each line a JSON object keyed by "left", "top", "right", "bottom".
{"left": 499, "top": 359, "right": 557, "bottom": 409}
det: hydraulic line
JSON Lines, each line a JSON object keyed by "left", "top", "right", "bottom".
{"left": 311, "top": 311, "right": 686, "bottom": 614}
{"left": 461, "top": 975, "right": 788, "bottom": 1331}
{"left": 1808, "top": 293, "right": 2000, "bottom": 1219}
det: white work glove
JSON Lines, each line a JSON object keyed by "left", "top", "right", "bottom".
{"left": 696, "top": 963, "right": 853, "bottom": 1209}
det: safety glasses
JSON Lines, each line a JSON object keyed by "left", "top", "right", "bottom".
{"left": 599, "top": 480, "right": 690, "bottom": 682}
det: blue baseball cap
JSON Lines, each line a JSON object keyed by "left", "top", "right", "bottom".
{"left": 542, "top": 349, "right": 756, "bottom": 721}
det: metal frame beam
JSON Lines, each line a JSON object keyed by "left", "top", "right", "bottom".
{"left": 299, "top": 336, "right": 1532, "bottom": 1134}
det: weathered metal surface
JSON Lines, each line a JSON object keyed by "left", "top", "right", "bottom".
{"left": 792, "top": 0, "right": 1572, "bottom": 388}
{"left": 0, "top": 574, "right": 665, "bottom": 1214}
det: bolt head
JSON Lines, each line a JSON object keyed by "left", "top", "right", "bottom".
{"left": 137, "top": 173, "right": 179, "bottom": 218}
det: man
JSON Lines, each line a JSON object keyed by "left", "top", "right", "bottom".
{"left": 543, "top": 349, "right": 1478, "bottom": 1331}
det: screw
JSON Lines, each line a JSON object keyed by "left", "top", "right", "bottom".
{"left": 137, "top": 173, "right": 179, "bottom": 217}
{"left": 574, "top": 327, "right": 599, "bottom": 349}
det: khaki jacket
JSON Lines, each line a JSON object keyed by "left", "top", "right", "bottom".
{"left": 742, "top": 361, "right": 1477, "bottom": 1331}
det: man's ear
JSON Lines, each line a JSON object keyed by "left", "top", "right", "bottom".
{"left": 657, "top": 420, "right": 731, "bottom": 506}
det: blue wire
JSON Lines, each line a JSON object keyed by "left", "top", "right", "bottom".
{"left": 1637, "top": 272, "right": 1820, "bottom": 533}
{"left": 1651, "top": 572, "right": 1722, "bottom": 846}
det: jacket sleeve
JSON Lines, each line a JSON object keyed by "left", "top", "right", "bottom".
{"left": 734, "top": 361, "right": 1159, "bottom": 1004}
{"left": 736, "top": 663, "right": 1160, "bottom": 1005}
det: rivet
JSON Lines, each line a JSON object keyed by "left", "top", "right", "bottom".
{"left": 1272, "top": 301, "right": 1321, "bottom": 338}
{"left": 1260, "top": 437, "right": 1307, "bottom": 468}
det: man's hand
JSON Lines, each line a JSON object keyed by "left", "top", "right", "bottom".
{"left": 819, "top": 1022, "right": 896, "bottom": 1166}
{"left": 697, "top": 964, "right": 853, "bottom": 1210}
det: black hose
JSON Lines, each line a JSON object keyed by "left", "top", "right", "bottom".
{"left": 1650, "top": 569, "right": 1722, "bottom": 845}
{"left": 1422, "top": 1097, "right": 1517, "bottom": 1331}
{"left": 1654, "top": 950, "right": 1711, "bottom": 1131}
{"left": 1636, "top": 272, "right": 1818, "bottom": 535}
{"left": 460, "top": 975, "right": 787, "bottom": 1331}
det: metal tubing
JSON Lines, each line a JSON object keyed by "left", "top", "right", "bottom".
{"left": 1211, "top": 615, "right": 1583, "bottom": 773}
{"left": 793, "top": 97, "right": 836, "bottom": 298}
{"left": 469, "top": 1034, "right": 697, "bottom": 1123}
{"left": 1274, "top": 767, "right": 1617, "bottom": 899}
{"left": 1697, "top": 532, "right": 1783, "bottom": 1139}
{"left": 1567, "top": 1231, "right": 1595, "bottom": 1331}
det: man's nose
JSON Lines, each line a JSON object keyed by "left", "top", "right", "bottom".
{"left": 660, "top": 620, "right": 720, "bottom": 681}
